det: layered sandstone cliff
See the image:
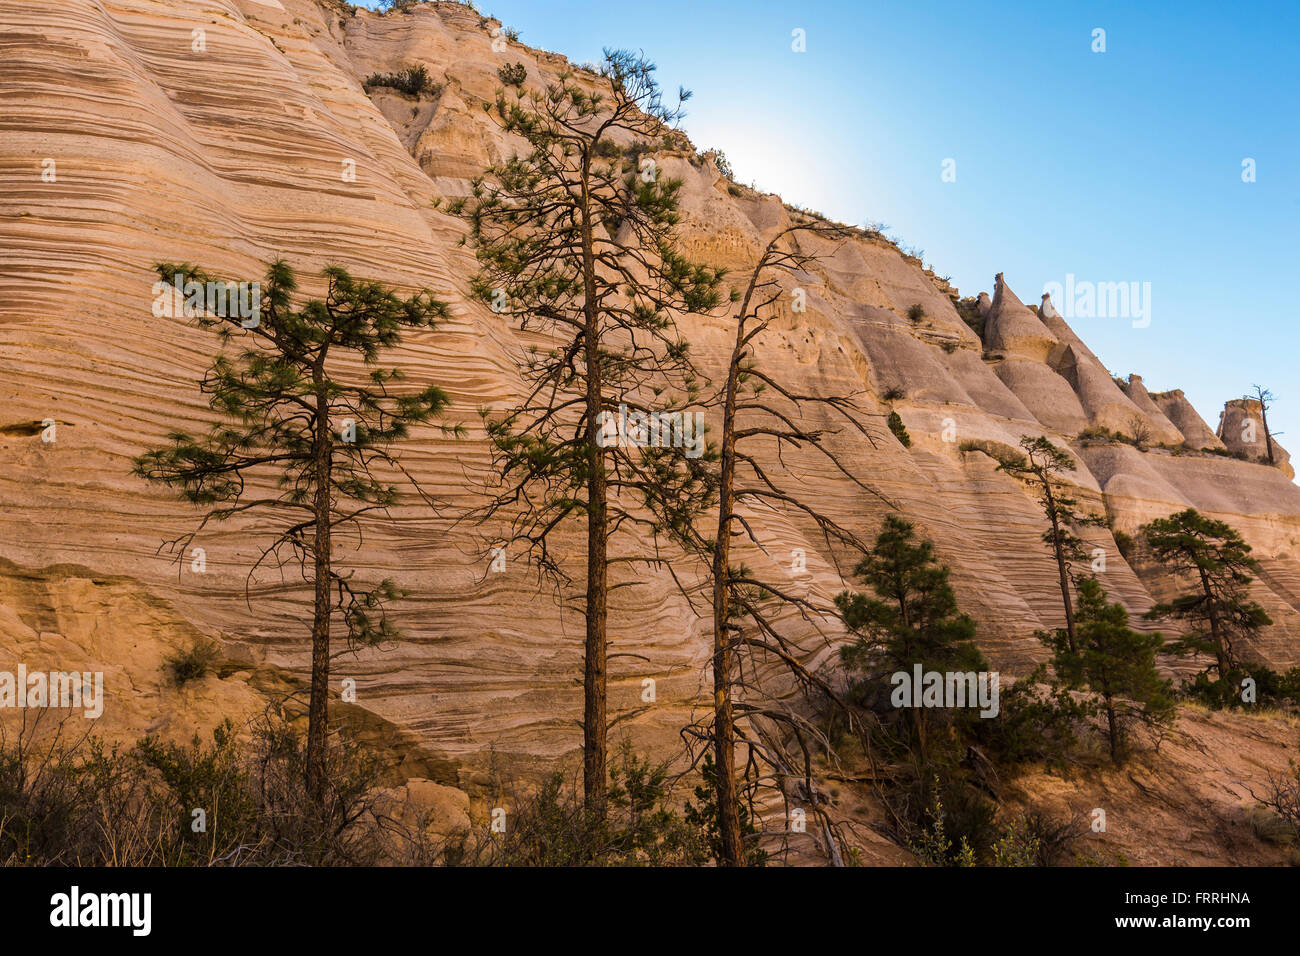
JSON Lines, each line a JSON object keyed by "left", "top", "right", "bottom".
{"left": 1, "top": 0, "right": 1298, "bottom": 859}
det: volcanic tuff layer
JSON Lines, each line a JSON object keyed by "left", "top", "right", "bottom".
{"left": 1, "top": 0, "right": 1298, "bottom": 795}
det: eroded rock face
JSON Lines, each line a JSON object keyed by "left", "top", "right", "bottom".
{"left": 0, "top": 559, "right": 266, "bottom": 744}
{"left": 371, "top": 777, "right": 472, "bottom": 841}
{"left": 1219, "top": 398, "right": 1294, "bottom": 479}
{"left": 1, "top": 0, "right": 1298, "bottom": 815}
{"left": 985, "top": 274, "right": 1060, "bottom": 362}
{"left": 1122, "top": 374, "right": 1184, "bottom": 444}
{"left": 1149, "top": 388, "right": 1224, "bottom": 451}
{"left": 1037, "top": 314, "right": 1182, "bottom": 445}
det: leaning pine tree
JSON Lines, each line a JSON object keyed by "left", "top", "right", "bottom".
{"left": 134, "top": 260, "right": 457, "bottom": 802}
{"left": 999, "top": 435, "right": 1106, "bottom": 653}
{"left": 451, "top": 50, "right": 723, "bottom": 815}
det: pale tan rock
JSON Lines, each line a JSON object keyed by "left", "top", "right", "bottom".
{"left": 403, "top": 777, "right": 471, "bottom": 833}
{"left": 991, "top": 358, "right": 1090, "bottom": 434}
{"left": 0, "top": 559, "right": 265, "bottom": 745}
{"left": 1122, "top": 374, "right": 1185, "bottom": 443}
{"left": 1218, "top": 398, "right": 1294, "bottom": 479}
{"left": 0, "top": 2, "right": 1298, "bottom": 846}
{"left": 1150, "top": 388, "right": 1224, "bottom": 450}
{"left": 1039, "top": 297, "right": 1182, "bottom": 444}
{"left": 984, "top": 274, "right": 1060, "bottom": 361}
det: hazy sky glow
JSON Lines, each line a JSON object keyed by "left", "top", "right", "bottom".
{"left": 361, "top": 0, "right": 1299, "bottom": 455}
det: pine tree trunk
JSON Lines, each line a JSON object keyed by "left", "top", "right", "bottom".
{"left": 1043, "top": 478, "right": 1077, "bottom": 653}
{"left": 1261, "top": 404, "right": 1275, "bottom": 465}
{"left": 306, "top": 375, "right": 333, "bottom": 803}
{"left": 580, "top": 154, "right": 608, "bottom": 817}
{"left": 1199, "top": 566, "right": 1229, "bottom": 675}
{"left": 1105, "top": 698, "right": 1119, "bottom": 764}
{"left": 711, "top": 343, "right": 744, "bottom": 867}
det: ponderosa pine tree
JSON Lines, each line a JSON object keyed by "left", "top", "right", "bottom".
{"left": 999, "top": 435, "right": 1106, "bottom": 653}
{"left": 133, "top": 260, "right": 456, "bottom": 801}
{"left": 451, "top": 50, "right": 723, "bottom": 815}
{"left": 837, "top": 515, "right": 987, "bottom": 761}
{"left": 1043, "top": 578, "right": 1173, "bottom": 763}
{"left": 1142, "top": 508, "right": 1271, "bottom": 678}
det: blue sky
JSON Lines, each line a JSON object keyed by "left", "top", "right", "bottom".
{"left": 361, "top": 1, "right": 1299, "bottom": 453}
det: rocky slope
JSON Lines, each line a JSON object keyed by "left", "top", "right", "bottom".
{"left": 1, "top": 0, "right": 1297, "bottom": 861}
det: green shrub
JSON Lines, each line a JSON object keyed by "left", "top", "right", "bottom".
{"left": 1179, "top": 666, "right": 1300, "bottom": 710}
{"left": 904, "top": 774, "right": 992, "bottom": 866}
{"left": 0, "top": 709, "right": 413, "bottom": 866}
{"left": 901, "top": 774, "right": 1082, "bottom": 867}
{"left": 135, "top": 720, "right": 258, "bottom": 863}
{"left": 911, "top": 792, "right": 976, "bottom": 866}
{"left": 497, "top": 62, "right": 527, "bottom": 88}
{"left": 882, "top": 386, "right": 905, "bottom": 402}
{"left": 1077, "top": 425, "right": 1115, "bottom": 443}
{"left": 473, "top": 741, "right": 712, "bottom": 866}
{"left": 1203, "top": 446, "right": 1250, "bottom": 460}
{"left": 365, "top": 64, "right": 440, "bottom": 97}
{"left": 708, "top": 149, "right": 734, "bottom": 180}
{"left": 167, "top": 637, "right": 220, "bottom": 685}
{"left": 1000, "top": 808, "right": 1088, "bottom": 865}
{"left": 990, "top": 814, "right": 1042, "bottom": 866}
{"left": 952, "top": 296, "right": 985, "bottom": 339}
{"left": 974, "top": 665, "right": 1084, "bottom": 768}
{"left": 0, "top": 730, "right": 146, "bottom": 866}
{"left": 887, "top": 410, "right": 911, "bottom": 447}
{"left": 1113, "top": 529, "right": 1134, "bottom": 559}
{"left": 1078, "top": 425, "right": 1149, "bottom": 449}
{"left": 907, "top": 303, "right": 925, "bottom": 324}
